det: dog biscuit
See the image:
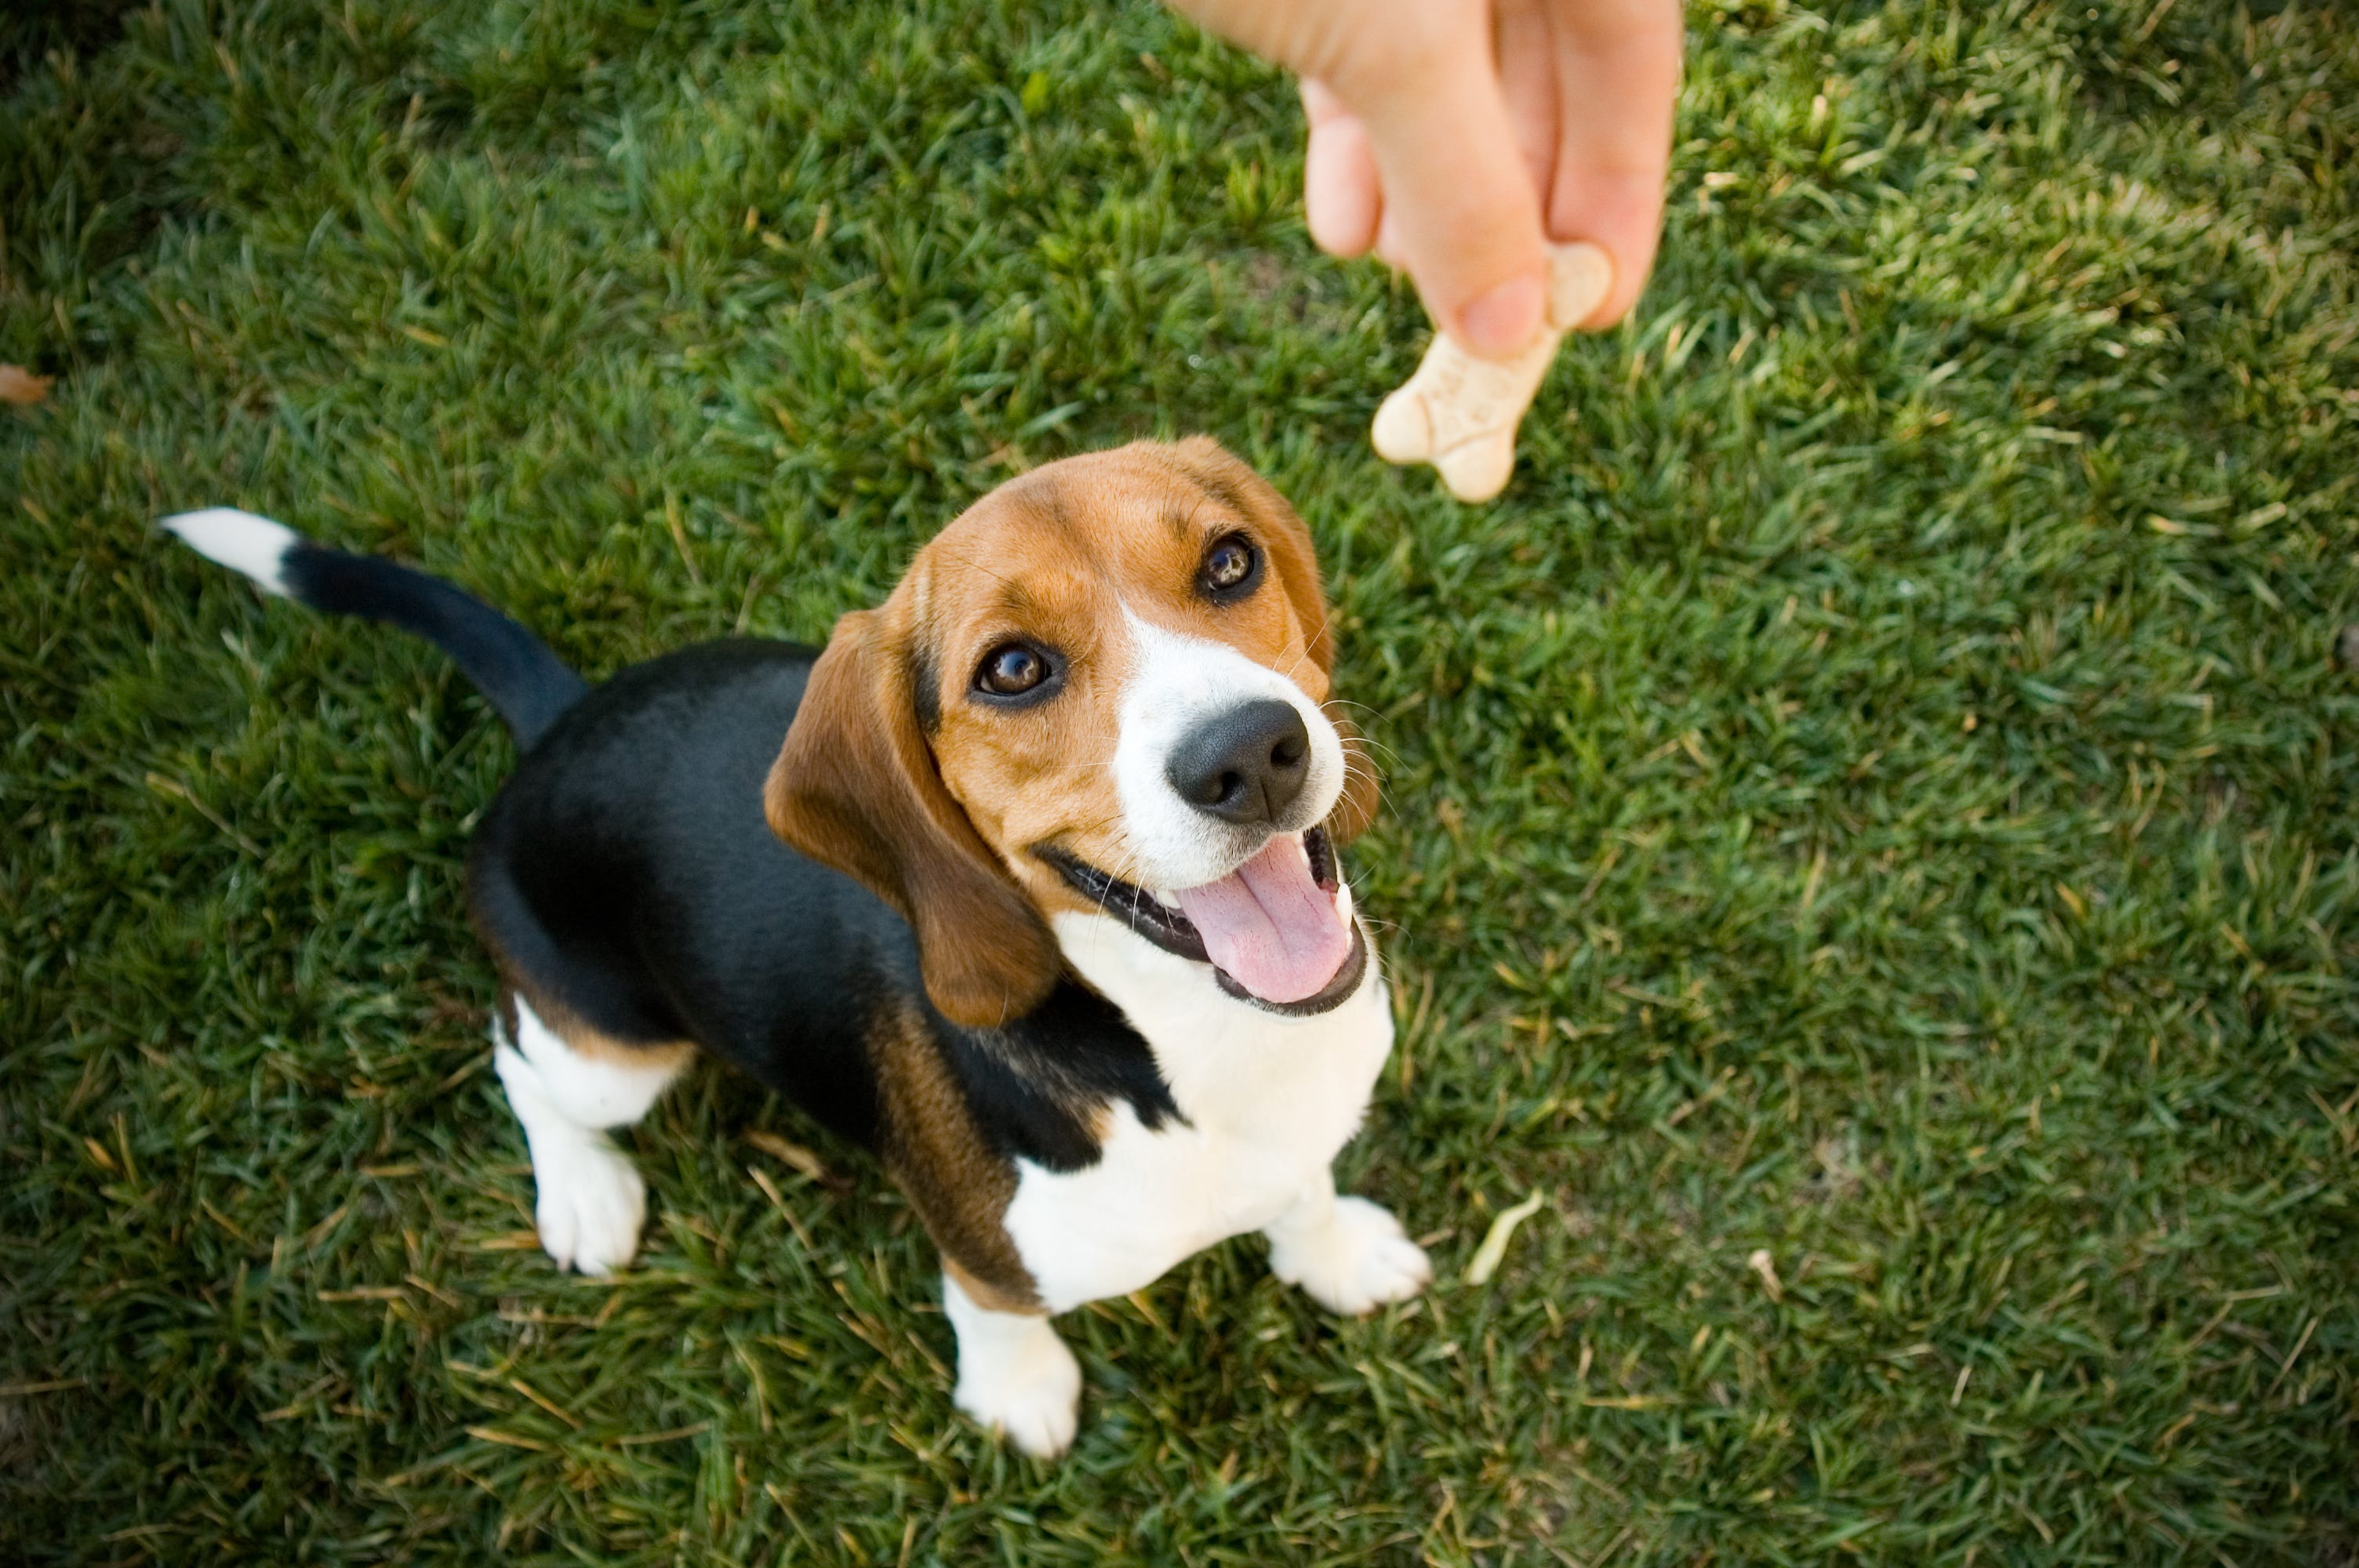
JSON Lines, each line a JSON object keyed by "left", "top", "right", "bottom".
{"left": 1371, "top": 242, "right": 1613, "bottom": 503}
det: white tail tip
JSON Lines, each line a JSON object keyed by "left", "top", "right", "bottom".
{"left": 160, "top": 507, "right": 302, "bottom": 596}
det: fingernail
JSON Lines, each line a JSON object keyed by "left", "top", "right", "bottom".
{"left": 1457, "top": 271, "right": 1545, "bottom": 358}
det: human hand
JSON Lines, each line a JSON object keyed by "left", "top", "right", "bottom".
{"left": 1167, "top": 0, "right": 1680, "bottom": 359}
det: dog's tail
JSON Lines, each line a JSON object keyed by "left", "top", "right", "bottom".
{"left": 162, "top": 508, "right": 588, "bottom": 749}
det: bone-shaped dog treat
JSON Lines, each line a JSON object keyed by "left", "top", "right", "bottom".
{"left": 1371, "top": 242, "right": 1615, "bottom": 503}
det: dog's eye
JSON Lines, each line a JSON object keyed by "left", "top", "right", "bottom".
{"left": 975, "top": 643, "right": 1049, "bottom": 696}
{"left": 1199, "top": 532, "right": 1259, "bottom": 598}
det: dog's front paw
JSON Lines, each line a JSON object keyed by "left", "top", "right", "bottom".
{"left": 532, "top": 1133, "right": 647, "bottom": 1278}
{"left": 954, "top": 1322, "right": 1081, "bottom": 1459}
{"left": 1269, "top": 1195, "right": 1431, "bottom": 1316}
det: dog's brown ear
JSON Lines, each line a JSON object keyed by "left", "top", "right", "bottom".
{"left": 765, "top": 605, "right": 1062, "bottom": 1027}
{"left": 1172, "top": 436, "right": 1338, "bottom": 679}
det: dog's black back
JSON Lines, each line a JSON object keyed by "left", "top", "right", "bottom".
{"left": 467, "top": 638, "right": 1176, "bottom": 1168}
{"left": 467, "top": 639, "right": 896, "bottom": 1140}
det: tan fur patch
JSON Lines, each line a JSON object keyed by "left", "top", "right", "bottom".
{"left": 498, "top": 978, "right": 698, "bottom": 1072}
{"left": 943, "top": 1255, "right": 1043, "bottom": 1317}
{"left": 867, "top": 997, "right": 1040, "bottom": 1311}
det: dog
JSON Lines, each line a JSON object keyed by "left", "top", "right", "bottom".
{"left": 163, "top": 438, "right": 1429, "bottom": 1457}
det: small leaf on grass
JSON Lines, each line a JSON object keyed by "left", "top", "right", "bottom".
{"left": 0, "top": 365, "right": 53, "bottom": 405}
{"left": 1463, "top": 1189, "right": 1547, "bottom": 1286}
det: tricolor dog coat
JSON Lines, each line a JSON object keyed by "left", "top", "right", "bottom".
{"left": 164, "top": 439, "right": 1427, "bottom": 1457}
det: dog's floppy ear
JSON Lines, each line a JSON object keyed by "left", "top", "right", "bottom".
{"left": 765, "top": 604, "right": 1062, "bottom": 1027}
{"left": 1172, "top": 437, "right": 1379, "bottom": 843}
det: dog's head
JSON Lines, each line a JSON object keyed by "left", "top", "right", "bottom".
{"left": 765, "top": 438, "right": 1379, "bottom": 1029}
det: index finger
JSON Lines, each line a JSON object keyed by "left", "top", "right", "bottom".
{"left": 1543, "top": 0, "right": 1681, "bottom": 327}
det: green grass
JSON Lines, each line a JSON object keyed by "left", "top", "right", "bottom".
{"left": 4, "top": 0, "right": 2356, "bottom": 1561}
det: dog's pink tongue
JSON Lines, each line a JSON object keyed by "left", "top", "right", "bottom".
{"left": 1173, "top": 835, "right": 1350, "bottom": 1004}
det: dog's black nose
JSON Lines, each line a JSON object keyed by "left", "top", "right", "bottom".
{"left": 1167, "top": 700, "right": 1311, "bottom": 826}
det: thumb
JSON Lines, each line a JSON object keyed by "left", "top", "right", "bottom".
{"left": 1339, "top": 38, "right": 1550, "bottom": 358}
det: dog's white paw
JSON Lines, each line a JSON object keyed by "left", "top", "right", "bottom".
{"left": 954, "top": 1322, "right": 1081, "bottom": 1459}
{"left": 1269, "top": 1195, "right": 1431, "bottom": 1316}
{"left": 531, "top": 1131, "right": 646, "bottom": 1278}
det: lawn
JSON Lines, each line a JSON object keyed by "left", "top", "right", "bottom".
{"left": 3, "top": 0, "right": 2356, "bottom": 1561}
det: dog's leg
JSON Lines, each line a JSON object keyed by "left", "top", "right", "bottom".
{"left": 493, "top": 996, "right": 687, "bottom": 1277}
{"left": 942, "top": 1269, "right": 1081, "bottom": 1458}
{"left": 1263, "top": 1169, "right": 1432, "bottom": 1316}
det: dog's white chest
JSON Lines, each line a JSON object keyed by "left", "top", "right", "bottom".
{"left": 1005, "top": 913, "right": 1394, "bottom": 1313}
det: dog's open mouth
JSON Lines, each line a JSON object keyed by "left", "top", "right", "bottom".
{"left": 1038, "top": 826, "right": 1366, "bottom": 1015}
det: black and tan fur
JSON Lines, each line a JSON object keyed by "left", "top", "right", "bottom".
{"left": 170, "top": 440, "right": 1372, "bottom": 1312}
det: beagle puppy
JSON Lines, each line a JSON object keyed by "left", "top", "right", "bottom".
{"left": 163, "top": 438, "right": 1428, "bottom": 1457}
